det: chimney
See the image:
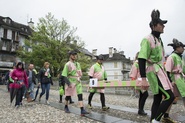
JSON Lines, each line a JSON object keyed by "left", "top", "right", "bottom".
{"left": 113, "top": 48, "right": 117, "bottom": 53}
{"left": 109, "top": 47, "right": 113, "bottom": 57}
{"left": 92, "top": 49, "right": 97, "bottom": 59}
{"left": 119, "top": 51, "right": 124, "bottom": 55}
{"left": 28, "top": 18, "right": 34, "bottom": 29}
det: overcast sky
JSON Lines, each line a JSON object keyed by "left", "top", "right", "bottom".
{"left": 1, "top": 0, "right": 185, "bottom": 59}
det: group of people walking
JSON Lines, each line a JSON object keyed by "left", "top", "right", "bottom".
{"left": 8, "top": 62, "right": 53, "bottom": 107}
{"left": 6, "top": 9, "right": 185, "bottom": 123}
{"left": 132, "top": 9, "right": 185, "bottom": 123}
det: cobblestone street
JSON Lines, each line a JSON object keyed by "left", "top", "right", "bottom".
{"left": 0, "top": 85, "right": 184, "bottom": 123}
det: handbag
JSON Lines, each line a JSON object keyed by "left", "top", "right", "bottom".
{"left": 9, "top": 80, "right": 23, "bottom": 89}
{"left": 59, "top": 86, "right": 64, "bottom": 95}
{"left": 10, "top": 71, "right": 25, "bottom": 89}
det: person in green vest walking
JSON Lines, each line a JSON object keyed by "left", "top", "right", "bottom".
{"left": 138, "top": 9, "right": 175, "bottom": 123}
{"left": 62, "top": 50, "right": 89, "bottom": 116}
{"left": 130, "top": 52, "right": 149, "bottom": 115}
{"left": 87, "top": 55, "right": 110, "bottom": 111}
{"left": 163, "top": 39, "right": 185, "bottom": 122}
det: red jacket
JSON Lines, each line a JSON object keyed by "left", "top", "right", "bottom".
{"left": 11, "top": 68, "right": 28, "bottom": 88}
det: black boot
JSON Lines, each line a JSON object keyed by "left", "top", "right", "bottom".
{"left": 138, "top": 110, "right": 147, "bottom": 116}
{"left": 59, "top": 95, "right": 62, "bottom": 103}
{"left": 69, "top": 96, "right": 74, "bottom": 104}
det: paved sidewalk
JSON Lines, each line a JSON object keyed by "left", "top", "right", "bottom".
{"left": 49, "top": 92, "right": 185, "bottom": 123}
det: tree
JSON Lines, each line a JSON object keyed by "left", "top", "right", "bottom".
{"left": 17, "top": 13, "right": 91, "bottom": 77}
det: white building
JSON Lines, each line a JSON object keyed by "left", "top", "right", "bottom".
{"left": 92, "top": 47, "right": 132, "bottom": 81}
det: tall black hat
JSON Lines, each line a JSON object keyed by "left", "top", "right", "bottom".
{"left": 167, "top": 38, "right": 185, "bottom": 50}
{"left": 149, "top": 9, "right": 167, "bottom": 27}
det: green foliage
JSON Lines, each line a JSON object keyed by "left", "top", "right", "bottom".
{"left": 17, "top": 13, "right": 91, "bottom": 76}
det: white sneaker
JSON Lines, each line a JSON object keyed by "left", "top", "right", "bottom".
{"left": 46, "top": 100, "right": 50, "bottom": 105}
{"left": 15, "top": 105, "right": 19, "bottom": 109}
{"left": 151, "top": 119, "right": 160, "bottom": 123}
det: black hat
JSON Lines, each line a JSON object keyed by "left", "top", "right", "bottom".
{"left": 167, "top": 38, "right": 185, "bottom": 50}
{"left": 149, "top": 9, "right": 167, "bottom": 27}
{"left": 68, "top": 50, "right": 77, "bottom": 55}
{"left": 96, "top": 55, "right": 104, "bottom": 60}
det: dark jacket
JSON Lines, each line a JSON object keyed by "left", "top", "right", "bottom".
{"left": 38, "top": 68, "right": 53, "bottom": 85}
{"left": 26, "top": 70, "right": 36, "bottom": 84}
{"left": 59, "top": 75, "right": 71, "bottom": 86}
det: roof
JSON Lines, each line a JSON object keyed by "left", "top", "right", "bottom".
{"left": 79, "top": 48, "right": 93, "bottom": 57}
{"left": 0, "top": 16, "right": 33, "bottom": 36}
{"left": 101, "top": 53, "right": 131, "bottom": 63}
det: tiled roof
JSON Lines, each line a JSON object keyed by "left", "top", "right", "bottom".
{"left": 102, "top": 53, "right": 131, "bottom": 63}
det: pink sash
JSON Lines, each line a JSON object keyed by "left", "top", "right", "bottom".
{"left": 65, "top": 83, "right": 77, "bottom": 96}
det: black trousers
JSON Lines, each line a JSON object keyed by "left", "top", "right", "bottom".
{"left": 60, "top": 95, "right": 73, "bottom": 102}
{"left": 15, "top": 86, "right": 24, "bottom": 106}
{"left": 139, "top": 90, "right": 148, "bottom": 111}
{"left": 150, "top": 78, "right": 174, "bottom": 121}
{"left": 88, "top": 92, "right": 105, "bottom": 107}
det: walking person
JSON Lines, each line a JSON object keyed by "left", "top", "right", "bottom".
{"left": 161, "top": 39, "right": 185, "bottom": 123}
{"left": 130, "top": 52, "right": 148, "bottom": 115}
{"left": 26, "top": 64, "right": 37, "bottom": 101}
{"left": 138, "top": 9, "right": 175, "bottom": 123}
{"left": 5, "top": 69, "right": 13, "bottom": 92}
{"left": 32, "top": 68, "right": 40, "bottom": 101}
{"left": 10, "top": 62, "right": 28, "bottom": 107}
{"left": 38, "top": 62, "right": 53, "bottom": 105}
{"left": 87, "top": 55, "right": 110, "bottom": 111}
{"left": 58, "top": 75, "right": 74, "bottom": 103}
{"left": 62, "top": 50, "right": 89, "bottom": 116}
{"left": 6, "top": 63, "right": 16, "bottom": 92}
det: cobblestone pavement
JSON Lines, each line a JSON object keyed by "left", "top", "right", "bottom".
{"left": 0, "top": 85, "right": 184, "bottom": 123}
{"left": 0, "top": 85, "right": 100, "bottom": 123}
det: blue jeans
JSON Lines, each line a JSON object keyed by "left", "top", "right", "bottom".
{"left": 40, "top": 83, "right": 50, "bottom": 100}
{"left": 29, "top": 83, "right": 35, "bottom": 99}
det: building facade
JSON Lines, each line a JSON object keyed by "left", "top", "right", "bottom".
{"left": 92, "top": 47, "right": 132, "bottom": 81}
{"left": 0, "top": 16, "right": 33, "bottom": 76}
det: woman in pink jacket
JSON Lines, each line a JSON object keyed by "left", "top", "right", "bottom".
{"left": 130, "top": 52, "right": 149, "bottom": 115}
{"left": 10, "top": 62, "right": 28, "bottom": 107}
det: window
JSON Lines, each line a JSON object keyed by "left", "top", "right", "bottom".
{"left": 12, "top": 43, "right": 19, "bottom": 51}
{"left": 114, "top": 72, "right": 118, "bottom": 79}
{"left": 3, "top": 18, "right": 11, "bottom": 24}
{"left": 7, "top": 30, "right": 12, "bottom": 39}
{"left": 2, "top": 41, "right": 7, "bottom": 50}
{"left": 16, "top": 32, "right": 19, "bottom": 41}
{"left": 12, "top": 31, "right": 15, "bottom": 40}
{"left": 11, "top": 44, "right": 15, "bottom": 51}
{"left": 114, "top": 62, "right": 118, "bottom": 68}
{"left": 3, "top": 29, "right": 7, "bottom": 38}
